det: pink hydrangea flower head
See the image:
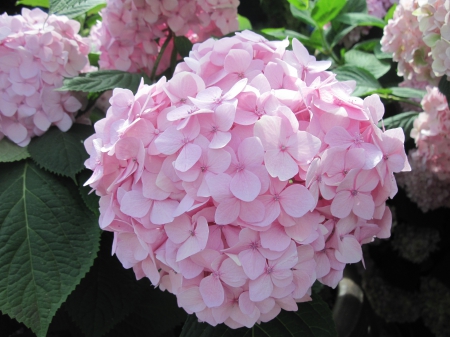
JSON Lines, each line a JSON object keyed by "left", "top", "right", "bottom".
{"left": 0, "top": 8, "right": 89, "bottom": 146}
{"left": 85, "top": 31, "right": 409, "bottom": 328}
{"left": 97, "top": 0, "right": 239, "bottom": 76}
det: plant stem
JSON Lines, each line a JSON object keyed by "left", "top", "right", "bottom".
{"left": 151, "top": 30, "right": 173, "bottom": 82}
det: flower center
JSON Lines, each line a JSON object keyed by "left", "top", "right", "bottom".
{"left": 351, "top": 189, "right": 358, "bottom": 196}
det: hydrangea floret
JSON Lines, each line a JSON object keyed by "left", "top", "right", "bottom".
{"left": 381, "top": 0, "right": 438, "bottom": 86}
{"left": 97, "top": 0, "right": 239, "bottom": 75}
{"left": 84, "top": 31, "right": 410, "bottom": 328}
{"left": 0, "top": 8, "right": 90, "bottom": 146}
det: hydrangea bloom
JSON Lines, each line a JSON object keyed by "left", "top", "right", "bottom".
{"left": 98, "top": 0, "right": 239, "bottom": 75}
{"left": 84, "top": 31, "right": 409, "bottom": 328}
{"left": 415, "top": 0, "right": 450, "bottom": 78}
{"left": 0, "top": 8, "right": 89, "bottom": 146}
{"left": 381, "top": 0, "right": 438, "bottom": 85}
{"left": 397, "top": 87, "right": 450, "bottom": 212}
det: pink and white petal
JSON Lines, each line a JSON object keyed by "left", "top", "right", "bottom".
{"left": 238, "top": 137, "right": 264, "bottom": 167}
{"left": 335, "top": 235, "right": 362, "bottom": 263}
{"left": 150, "top": 199, "right": 178, "bottom": 225}
{"left": 215, "top": 197, "right": 240, "bottom": 225}
{"left": 154, "top": 126, "right": 183, "bottom": 155}
{"left": 260, "top": 224, "right": 291, "bottom": 252}
{"left": 265, "top": 150, "right": 299, "bottom": 181}
{"left": 330, "top": 191, "right": 353, "bottom": 219}
{"left": 280, "top": 184, "right": 315, "bottom": 217}
{"left": 249, "top": 273, "right": 273, "bottom": 302}
{"left": 352, "top": 193, "right": 375, "bottom": 220}
{"left": 230, "top": 169, "right": 261, "bottom": 202}
{"left": 239, "top": 199, "right": 265, "bottom": 223}
{"left": 175, "top": 143, "right": 202, "bottom": 172}
{"left": 120, "top": 191, "right": 151, "bottom": 218}
{"left": 210, "top": 131, "right": 232, "bottom": 149}
{"left": 206, "top": 148, "right": 231, "bottom": 173}
{"left": 176, "top": 236, "right": 202, "bottom": 262}
{"left": 199, "top": 275, "right": 225, "bottom": 308}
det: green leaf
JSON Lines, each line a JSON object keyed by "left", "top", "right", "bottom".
{"left": 261, "top": 28, "right": 323, "bottom": 50}
{"left": 389, "top": 87, "right": 426, "bottom": 99}
{"left": 28, "top": 124, "right": 94, "bottom": 181}
{"left": 64, "top": 233, "right": 141, "bottom": 337}
{"left": 77, "top": 170, "right": 100, "bottom": 217}
{"left": 16, "top": 0, "right": 49, "bottom": 7}
{"left": 379, "top": 111, "right": 419, "bottom": 140}
{"left": 286, "top": 0, "right": 308, "bottom": 10}
{"left": 88, "top": 53, "right": 100, "bottom": 68}
{"left": 353, "top": 39, "right": 379, "bottom": 52}
{"left": 385, "top": 4, "right": 397, "bottom": 22}
{"left": 438, "top": 75, "right": 450, "bottom": 109}
{"left": 59, "top": 70, "right": 150, "bottom": 93}
{"left": 290, "top": 4, "right": 316, "bottom": 27}
{"left": 174, "top": 36, "right": 194, "bottom": 58}
{"left": 238, "top": 14, "right": 253, "bottom": 30}
{"left": 344, "top": 50, "right": 391, "bottom": 79}
{"left": 0, "top": 139, "right": 30, "bottom": 163}
{"left": 334, "top": 13, "right": 386, "bottom": 28}
{"left": 103, "top": 278, "right": 187, "bottom": 337}
{"left": 330, "top": 25, "right": 357, "bottom": 47}
{"left": 50, "top": 0, "right": 105, "bottom": 17}
{"left": 311, "top": 0, "right": 346, "bottom": 28}
{"left": 0, "top": 160, "right": 100, "bottom": 337}
{"left": 334, "top": 65, "right": 381, "bottom": 97}
{"left": 373, "top": 43, "right": 392, "bottom": 59}
{"left": 180, "top": 295, "right": 337, "bottom": 337}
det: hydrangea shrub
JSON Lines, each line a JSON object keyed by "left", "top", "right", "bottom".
{"left": 0, "top": 8, "right": 90, "bottom": 146}
{"left": 84, "top": 30, "right": 410, "bottom": 328}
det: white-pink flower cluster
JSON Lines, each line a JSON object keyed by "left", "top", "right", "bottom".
{"left": 415, "top": 0, "right": 450, "bottom": 78}
{"left": 381, "top": 0, "right": 438, "bottom": 86}
{"left": 0, "top": 8, "right": 90, "bottom": 146}
{"left": 97, "top": 0, "right": 239, "bottom": 75}
{"left": 84, "top": 31, "right": 410, "bottom": 328}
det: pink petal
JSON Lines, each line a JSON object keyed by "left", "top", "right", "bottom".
{"left": 120, "top": 190, "right": 151, "bottom": 218}
{"left": 352, "top": 193, "right": 375, "bottom": 220}
{"left": 239, "top": 199, "right": 265, "bottom": 223}
{"left": 164, "top": 215, "right": 191, "bottom": 244}
{"left": 175, "top": 143, "right": 202, "bottom": 172}
{"left": 265, "top": 150, "right": 299, "bottom": 181}
{"left": 249, "top": 273, "right": 273, "bottom": 302}
{"left": 330, "top": 191, "right": 353, "bottom": 219}
{"left": 280, "top": 184, "right": 315, "bottom": 217}
{"left": 260, "top": 224, "right": 291, "bottom": 252}
{"left": 199, "top": 275, "right": 225, "bottom": 308}
{"left": 230, "top": 169, "right": 261, "bottom": 202}
{"left": 150, "top": 199, "right": 178, "bottom": 225}
{"left": 335, "top": 236, "right": 362, "bottom": 263}
{"left": 239, "top": 249, "right": 266, "bottom": 280}
{"left": 219, "top": 258, "right": 247, "bottom": 287}
{"left": 215, "top": 198, "right": 240, "bottom": 225}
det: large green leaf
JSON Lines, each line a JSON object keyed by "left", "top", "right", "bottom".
{"left": 180, "top": 295, "right": 337, "bottom": 337}
{"left": 238, "top": 14, "right": 253, "bottom": 30}
{"left": 51, "top": 0, "right": 106, "bottom": 18}
{"left": 0, "top": 160, "right": 101, "bottom": 337}
{"left": 344, "top": 50, "right": 391, "bottom": 79}
{"left": 290, "top": 4, "right": 316, "bottom": 27}
{"left": 389, "top": 87, "right": 426, "bottom": 99}
{"left": 0, "top": 138, "right": 30, "bottom": 163}
{"left": 286, "top": 0, "right": 308, "bottom": 10}
{"left": 379, "top": 111, "right": 419, "bottom": 141}
{"left": 64, "top": 233, "right": 140, "bottom": 337}
{"left": 311, "top": 0, "right": 346, "bottom": 28}
{"left": 334, "top": 13, "right": 386, "bottom": 28}
{"left": 334, "top": 65, "right": 381, "bottom": 96}
{"left": 16, "top": 0, "right": 49, "bottom": 7}
{"left": 58, "top": 70, "right": 151, "bottom": 94}
{"left": 28, "top": 124, "right": 94, "bottom": 181}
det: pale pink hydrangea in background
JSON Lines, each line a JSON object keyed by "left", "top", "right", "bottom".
{"left": 415, "top": 0, "right": 450, "bottom": 78}
{"left": 381, "top": 0, "right": 438, "bottom": 86}
{"left": 0, "top": 8, "right": 89, "bottom": 146}
{"left": 398, "top": 86, "right": 450, "bottom": 211}
{"left": 84, "top": 31, "right": 410, "bottom": 328}
{"left": 98, "top": 0, "right": 239, "bottom": 76}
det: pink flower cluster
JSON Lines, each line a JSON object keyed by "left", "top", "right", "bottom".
{"left": 415, "top": 0, "right": 450, "bottom": 78}
{"left": 84, "top": 31, "right": 410, "bottom": 328}
{"left": 97, "top": 0, "right": 239, "bottom": 75}
{"left": 381, "top": 0, "right": 438, "bottom": 86}
{"left": 410, "top": 86, "right": 450, "bottom": 178}
{"left": 0, "top": 8, "right": 90, "bottom": 146}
